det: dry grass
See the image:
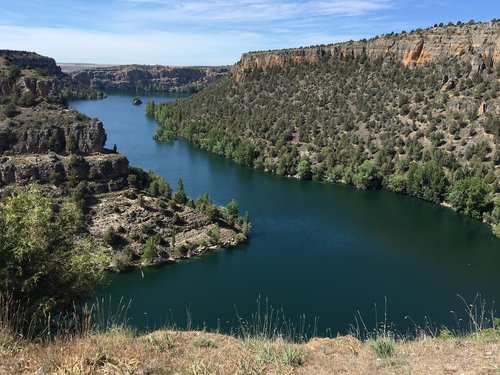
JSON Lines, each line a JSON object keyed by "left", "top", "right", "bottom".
{"left": 0, "top": 327, "right": 498, "bottom": 374}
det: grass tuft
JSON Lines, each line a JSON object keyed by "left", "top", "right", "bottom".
{"left": 193, "top": 337, "right": 217, "bottom": 348}
{"left": 370, "top": 337, "right": 396, "bottom": 358}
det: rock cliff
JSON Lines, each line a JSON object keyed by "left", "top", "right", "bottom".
{"left": 235, "top": 21, "right": 500, "bottom": 82}
{"left": 67, "top": 64, "right": 229, "bottom": 92}
{"left": 0, "top": 50, "right": 63, "bottom": 76}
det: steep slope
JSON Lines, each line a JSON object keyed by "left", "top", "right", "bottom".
{"left": 0, "top": 51, "right": 248, "bottom": 271}
{"left": 154, "top": 20, "right": 500, "bottom": 237}
{"left": 67, "top": 64, "right": 229, "bottom": 93}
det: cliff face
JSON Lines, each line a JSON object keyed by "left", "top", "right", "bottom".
{"left": 0, "top": 153, "right": 128, "bottom": 190}
{"left": 68, "top": 64, "right": 229, "bottom": 92}
{"left": 0, "top": 115, "right": 106, "bottom": 155}
{"left": 0, "top": 50, "right": 63, "bottom": 76}
{"left": 235, "top": 22, "right": 500, "bottom": 82}
{"left": 0, "top": 51, "right": 127, "bottom": 188}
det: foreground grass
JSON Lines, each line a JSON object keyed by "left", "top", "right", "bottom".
{"left": 0, "top": 327, "right": 498, "bottom": 374}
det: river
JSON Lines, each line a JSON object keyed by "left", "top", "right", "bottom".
{"left": 71, "top": 93, "right": 500, "bottom": 337}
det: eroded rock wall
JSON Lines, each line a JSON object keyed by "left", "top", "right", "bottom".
{"left": 235, "top": 22, "right": 500, "bottom": 82}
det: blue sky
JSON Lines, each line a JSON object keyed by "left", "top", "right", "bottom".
{"left": 0, "top": 0, "right": 498, "bottom": 65}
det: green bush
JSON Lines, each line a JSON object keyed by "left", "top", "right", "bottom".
{"left": 7, "top": 65, "right": 21, "bottom": 79}
{"left": 142, "top": 234, "right": 161, "bottom": 263}
{"left": 0, "top": 187, "right": 102, "bottom": 322}
{"left": 145, "top": 99, "right": 155, "bottom": 116}
{"left": 172, "top": 178, "right": 188, "bottom": 204}
{"left": 383, "top": 174, "right": 407, "bottom": 193}
{"left": 407, "top": 161, "right": 447, "bottom": 203}
{"left": 447, "top": 177, "right": 491, "bottom": 220}
{"left": 353, "top": 160, "right": 381, "bottom": 190}
{"left": 297, "top": 157, "right": 312, "bottom": 180}
{"left": 225, "top": 199, "right": 239, "bottom": 226}
{"left": 18, "top": 91, "right": 36, "bottom": 107}
{"left": 2, "top": 102, "right": 17, "bottom": 118}
{"left": 104, "top": 226, "right": 121, "bottom": 247}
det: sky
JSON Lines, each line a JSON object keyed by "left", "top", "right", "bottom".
{"left": 0, "top": 0, "right": 499, "bottom": 66}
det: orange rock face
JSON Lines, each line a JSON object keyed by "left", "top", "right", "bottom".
{"left": 234, "top": 22, "right": 500, "bottom": 83}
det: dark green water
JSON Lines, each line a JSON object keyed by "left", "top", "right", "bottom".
{"left": 71, "top": 93, "right": 500, "bottom": 336}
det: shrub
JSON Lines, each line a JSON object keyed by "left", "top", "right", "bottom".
{"left": 353, "top": 160, "right": 382, "bottom": 190}
{"left": 104, "top": 226, "right": 121, "bottom": 247}
{"left": 225, "top": 199, "right": 239, "bottom": 226}
{"left": 142, "top": 234, "right": 161, "bottom": 263}
{"left": 447, "top": 177, "right": 491, "bottom": 220}
{"left": 2, "top": 102, "right": 17, "bottom": 118}
{"left": 18, "top": 92, "right": 36, "bottom": 107}
{"left": 172, "top": 212, "right": 181, "bottom": 226}
{"left": 172, "top": 178, "right": 188, "bottom": 204}
{"left": 297, "top": 157, "right": 312, "bottom": 180}
{"left": 383, "top": 174, "right": 407, "bottom": 193}
{"left": 407, "top": 161, "right": 447, "bottom": 203}
{"left": 7, "top": 65, "right": 21, "bottom": 79}
{"left": 0, "top": 187, "right": 102, "bottom": 324}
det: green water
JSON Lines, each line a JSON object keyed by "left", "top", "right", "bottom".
{"left": 72, "top": 93, "right": 500, "bottom": 336}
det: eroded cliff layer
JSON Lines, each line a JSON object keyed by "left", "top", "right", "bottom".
{"left": 235, "top": 22, "right": 500, "bottom": 82}
{"left": 68, "top": 64, "right": 229, "bottom": 92}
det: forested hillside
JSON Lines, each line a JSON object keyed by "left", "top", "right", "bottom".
{"left": 153, "top": 20, "right": 500, "bottom": 237}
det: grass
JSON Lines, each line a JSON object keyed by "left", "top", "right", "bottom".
{"left": 145, "top": 331, "right": 176, "bottom": 351}
{"left": 192, "top": 336, "right": 218, "bottom": 348}
{"left": 370, "top": 336, "right": 396, "bottom": 358}
{"left": 0, "top": 294, "right": 499, "bottom": 374}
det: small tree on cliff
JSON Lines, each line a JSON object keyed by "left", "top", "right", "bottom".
{"left": 173, "top": 178, "right": 188, "bottom": 204}
{"left": 225, "top": 199, "right": 239, "bottom": 226}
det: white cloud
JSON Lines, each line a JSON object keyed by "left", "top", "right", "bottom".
{"left": 117, "top": 0, "right": 393, "bottom": 23}
{"left": 0, "top": 1, "right": 391, "bottom": 65}
{"left": 0, "top": 25, "right": 261, "bottom": 65}
{"left": 0, "top": 24, "right": 363, "bottom": 65}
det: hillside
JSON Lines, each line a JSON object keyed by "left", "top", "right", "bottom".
{"left": 68, "top": 64, "right": 229, "bottom": 93}
{"left": 0, "top": 51, "right": 248, "bottom": 272}
{"left": 154, "top": 20, "right": 500, "bottom": 237}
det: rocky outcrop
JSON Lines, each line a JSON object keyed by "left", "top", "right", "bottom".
{"left": 235, "top": 48, "right": 326, "bottom": 83}
{"left": 88, "top": 190, "right": 242, "bottom": 270}
{"left": 0, "top": 115, "right": 106, "bottom": 155}
{"left": 17, "top": 76, "right": 62, "bottom": 99}
{"left": 68, "top": 65, "right": 229, "bottom": 92}
{"left": 0, "top": 50, "right": 62, "bottom": 76}
{"left": 235, "top": 21, "right": 500, "bottom": 82}
{"left": 0, "top": 153, "right": 128, "bottom": 190}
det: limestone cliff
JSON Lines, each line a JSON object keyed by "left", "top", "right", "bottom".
{"left": 235, "top": 21, "right": 500, "bottom": 82}
{"left": 67, "top": 64, "right": 229, "bottom": 92}
{"left": 0, "top": 50, "right": 63, "bottom": 76}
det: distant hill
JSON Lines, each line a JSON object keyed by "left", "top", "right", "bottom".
{"left": 68, "top": 64, "right": 230, "bottom": 93}
{"left": 153, "top": 20, "right": 500, "bottom": 237}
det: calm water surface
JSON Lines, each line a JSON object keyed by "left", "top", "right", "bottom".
{"left": 72, "top": 94, "right": 500, "bottom": 336}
